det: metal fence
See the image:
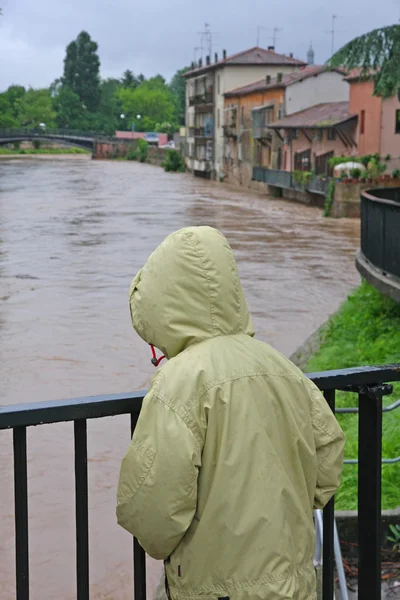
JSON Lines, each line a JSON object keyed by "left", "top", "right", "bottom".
{"left": 1, "top": 364, "right": 400, "bottom": 600}
{"left": 252, "top": 167, "right": 330, "bottom": 197}
{"left": 361, "top": 188, "right": 400, "bottom": 280}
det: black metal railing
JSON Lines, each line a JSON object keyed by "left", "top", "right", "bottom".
{"left": 360, "top": 188, "right": 400, "bottom": 280}
{"left": 1, "top": 364, "right": 400, "bottom": 600}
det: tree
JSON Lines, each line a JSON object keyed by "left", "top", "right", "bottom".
{"left": 52, "top": 86, "right": 86, "bottom": 129}
{"left": 169, "top": 66, "right": 191, "bottom": 125}
{"left": 16, "top": 88, "right": 56, "bottom": 128}
{"left": 330, "top": 24, "right": 400, "bottom": 98}
{"left": 63, "top": 31, "right": 100, "bottom": 111}
{"left": 119, "top": 76, "right": 178, "bottom": 132}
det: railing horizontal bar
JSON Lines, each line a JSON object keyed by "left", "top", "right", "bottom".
{"left": 2, "top": 365, "right": 400, "bottom": 430}
{"left": 344, "top": 455, "right": 400, "bottom": 465}
{"left": 336, "top": 398, "right": 400, "bottom": 413}
{"left": 0, "top": 391, "right": 145, "bottom": 430}
{"left": 307, "top": 364, "right": 400, "bottom": 390}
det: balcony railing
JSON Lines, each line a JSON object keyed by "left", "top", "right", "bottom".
{"left": 252, "top": 126, "right": 272, "bottom": 140}
{"left": 357, "top": 188, "right": 400, "bottom": 302}
{"left": 252, "top": 167, "right": 331, "bottom": 197}
{"left": 188, "top": 92, "right": 213, "bottom": 107}
{"left": 222, "top": 124, "right": 238, "bottom": 138}
{"left": 2, "top": 365, "right": 400, "bottom": 599}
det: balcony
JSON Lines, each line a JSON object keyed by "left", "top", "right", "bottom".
{"left": 1, "top": 365, "right": 400, "bottom": 599}
{"left": 188, "top": 92, "right": 214, "bottom": 108}
{"left": 222, "top": 124, "right": 238, "bottom": 139}
{"left": 356, "top": 188, "right": 400, "bottom": 302}
{"left": 188, "top": 126, "right": 213, "bottom": 139}
{"left": 252, "top": 126, "right": 272, "bottom": 141}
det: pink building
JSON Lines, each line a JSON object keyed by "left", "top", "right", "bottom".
{"left": 115, "top": 131, "right": 168, "bottom": 147}
{"left": 268, "top": 102, "right": 358, "bottom": 175}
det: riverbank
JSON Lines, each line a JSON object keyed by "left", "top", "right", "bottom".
{"left": 303, "top": 281, "right": 400, "bottom": 510}
{"left": 0, "top": 147, "right": 89, "bottom": 156}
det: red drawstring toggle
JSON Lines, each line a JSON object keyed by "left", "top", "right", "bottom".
{"left": 150, "top": 344, "right": 166, "bottom": 367}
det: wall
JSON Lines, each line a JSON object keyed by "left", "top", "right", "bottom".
{"left": 285, "top": 71, "right": 350, "bottom": 115}
{"left": 115, "top": 131, "right": 168, "bottom": 146}
{"left": 349, "top": 79, "right": 382, "bottom": 156}
{"left": 331, "top": 179, "right": 400, "bottom": 218}
{"left": 280, "top": 125, "right": 357, "bottom": 172}
{"left": 380, "top": 95, "right": 400, "bottom": 171}
{"left": 93, "top": 140, "right": 166, "bottom": 165}
{"left": 214, "top": 64, "right": 301, "bottom": 177}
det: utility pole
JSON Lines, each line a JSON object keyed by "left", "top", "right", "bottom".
{"left": 257, "top": 26, "right": 268, "bottom": 47}
{"left": 272, "top": 27, "right": 282, "bottom": 48}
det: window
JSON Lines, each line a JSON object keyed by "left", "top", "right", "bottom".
{"left": 327, "top": 128, "right": 336, "bottom": 141}
{"left": 217, "top": 75, "right": 220, "bottom": 95}
{"left": 396, "top": 110, "right": 400, "bottom": 134}
{"left": 360, "top": 110, "right": 366, "bottom": 135}
{"left": 217, "top": 109, "right": 220, "bottom": 128}
{"left": 291, "top": 129, "right": 298, "bottom": 140}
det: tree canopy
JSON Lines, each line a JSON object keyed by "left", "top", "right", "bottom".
{"left": 329, "top": 24, "right": 400, "bottom": 98}
{"left": 0, "top": 30, "right": 187, "bottom": 135}
{"left": 63, "top": 31, "right": 101, "bottom": 111}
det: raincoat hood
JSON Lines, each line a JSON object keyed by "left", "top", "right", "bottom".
{"left": 129, "top": 226, "right": 254, "bottom": 359}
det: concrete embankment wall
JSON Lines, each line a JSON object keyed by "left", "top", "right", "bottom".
{"left": 93, "top": 140, "right": 166, "bottom": 167}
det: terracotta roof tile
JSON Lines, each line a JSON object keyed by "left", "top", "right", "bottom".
{"left": 183, "top": 47, "right": 305, "bottom": 77}
{"left": 225, "top": 66, "right": 345, "bottom": 97}
{"left": 268, "top": 102, "right": 356, "bottom": 129}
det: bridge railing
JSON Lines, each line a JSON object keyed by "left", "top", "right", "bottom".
{"left": 0, "top": 128, "right": 110, "bottom": 139}
{"left": 1, "top": 364, "right": 400, "bottom": 600}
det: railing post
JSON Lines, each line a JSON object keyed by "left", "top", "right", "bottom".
{"left": 13, "top": 426, "right": 29, "bottom": 600}
{"left": 358, "top": 386, "right": 383, "bottom": 599}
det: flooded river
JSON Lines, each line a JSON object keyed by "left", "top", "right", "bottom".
{"left": 0, "top": 156, "right": 360, "bottom": 599}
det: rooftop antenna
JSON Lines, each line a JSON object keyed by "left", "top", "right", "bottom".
{"left": 198, "top": 23, "right": 217, "bottom": 60}
{"left": 194, "top": 46, "right": 203, "bottom": 62}
{"left": 271, "top": 27, "right": 282, "bottom": 48}
{"left": 257, "top": 26, "right": 268, "bottom": 47}
{"left": 329, "top": 15, "right": 337, "bottom": 56}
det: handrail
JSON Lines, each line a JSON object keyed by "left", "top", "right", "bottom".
{"left": 2, "top": 363, "right": 400, "bottom": 600}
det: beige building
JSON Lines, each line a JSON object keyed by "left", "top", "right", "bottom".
{"left": 183, "top": 47, "right": 306, "bottom": 179}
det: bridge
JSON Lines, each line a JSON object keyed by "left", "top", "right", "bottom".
{"left": 0, "top": 128, "right": 112, "bottom": 152}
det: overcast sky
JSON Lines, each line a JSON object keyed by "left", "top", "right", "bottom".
{"left": 0, "top": 0, "right": 399, "bottom": 91}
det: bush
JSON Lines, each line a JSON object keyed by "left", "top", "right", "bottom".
{"left": 125, "top": 148, "right": 137, "bottom": 161}
{"left": 137, "top": 139, "right": 148, "bottom": 163}
{"left": 163, "top": 149, "right": 185, "bottom": 172}
{"left": 392, "top": 169, "right": 400, "bottom": 178}
{"left": 349, "top": 167, "right": 361, "bottom": 179}
{"left": 33, "top": 139, "right": 41, "bottom": 150}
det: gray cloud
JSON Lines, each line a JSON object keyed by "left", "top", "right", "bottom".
{"left": 0, "top": 0, "right": 397, "bottom": 90}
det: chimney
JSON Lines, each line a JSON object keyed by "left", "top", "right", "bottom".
{"left": 214, "top": 52, "right": 218, "bottom": 63}
{"left": 266, "top": 75, "right": 271, "bottom": 84}
{"left": 277, "top": 72, "right": 283, "bottom": 83}
{"left": 199, "top": 58, "right": 203, "bottom": 68}
{"left": 223, "top": 49, "right": 227, "bottom": 59}
{"left": 191, "top": 61, "right": 195, "bottom": 69}
{"left": 206, "top": 55, "right": 210, "bottom": 66}
{"left": 289, "top": 52, "right": 293, "bottom": 58}
{"left": 268, "top": 45, "right": 275, "bottom": 51}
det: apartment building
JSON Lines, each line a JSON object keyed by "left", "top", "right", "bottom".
{"left": 183, "top": 46, "right": 306, "bottom": 178}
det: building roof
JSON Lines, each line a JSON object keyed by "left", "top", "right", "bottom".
{"left": 268, "top": 101, "right": 356, "bottom": 129}
{"left": 225, "top": 65, "right": 345, "bottom": 97}
{"left": 183, "top": 46, "right": 306, "bottom": 78}
{"left": 344, "top": 67, "right": 378, "bottom": 82}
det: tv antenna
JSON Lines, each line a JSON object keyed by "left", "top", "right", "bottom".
{"left": 257, "top": 26, "right": 268, "bottom": 47}
{"left": 272, "top": 27, "right": 283, "bottom": 48}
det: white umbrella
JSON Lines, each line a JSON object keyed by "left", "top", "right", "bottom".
{"left": 334, "top": 161, "right": 365, "bottom": 175}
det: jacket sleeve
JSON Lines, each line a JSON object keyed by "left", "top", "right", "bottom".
{"left": 116, "top": 388, "right": 201, "bottom": 560}
{"left": 306, "top": 379, "right": 346, "bottom": 509}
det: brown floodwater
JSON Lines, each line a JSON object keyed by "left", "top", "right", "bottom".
{"left": 0, "top": 155, "right": 360, "bottom": 599}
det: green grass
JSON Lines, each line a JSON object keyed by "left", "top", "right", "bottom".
{"left": 306, "top": 281, "right": 400, "bottom": 510}
{"left": 0, "top": 147, "right": 89, "bottom": 155}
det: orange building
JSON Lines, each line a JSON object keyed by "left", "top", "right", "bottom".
{"left": 223, "top": 66, "right": 350, "bottom": 183}
{"left": 347, "top": 70, "right": 400, "bottom": 172}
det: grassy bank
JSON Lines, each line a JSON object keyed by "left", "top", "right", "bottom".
{"left": 305, "top": 281, "right": 400, "bottom": 510}
{"left": 0, "top": 147, "right": 89, "bottom": 155}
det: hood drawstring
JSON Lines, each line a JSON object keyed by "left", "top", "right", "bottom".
{"left": 150, "top": 344, "right": 166, "bottom": 367}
